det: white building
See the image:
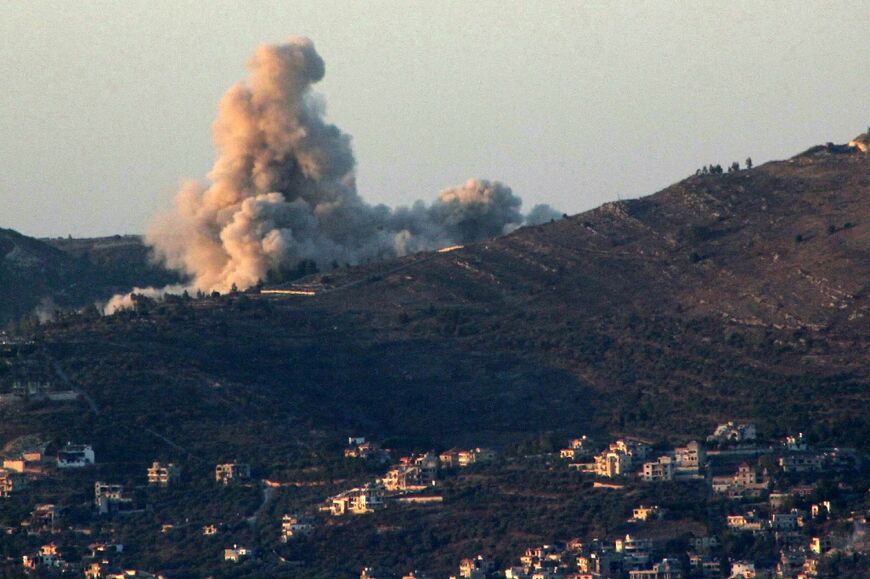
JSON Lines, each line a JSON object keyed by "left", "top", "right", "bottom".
{"left": 708, "top": 422, "right": 756, "bottom": 444}
{"left": 57, "top": 444, "right": 95, "bottom": 468}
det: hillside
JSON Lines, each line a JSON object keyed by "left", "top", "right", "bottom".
{"left": 0, "top": 138, "right": 867, "bottom": 577}
{"left": 0, "top": 138, "right": 864, "bottom": 450}
{"left": 0, "top": 232, "right": 179, "bottom": 325}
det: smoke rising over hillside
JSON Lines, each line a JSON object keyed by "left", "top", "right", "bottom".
{"left": 146, "top": 37, "right": 558, "bottom": 292}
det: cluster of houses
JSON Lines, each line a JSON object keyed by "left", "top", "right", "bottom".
{"left": 359, "top": 537, "right": 738, "bottom": 579}
{"left": 21, "top": 540, "right": 159, "bottom": 578}
{"left": 719, "top": 496, "right": 858, "bottom": 577}
{"left": 384, "top": 452, "right": 440, "bottom": 492}
{"left": 359, "top": 512, "right": 865, "bottom": 579}
{"left": 570, "top": 437, "right": 707, "bottom": 484}
{"left": 570, "top": 438, "right": 651, "bottom": 479}
{"left": 1, "top": 441, "right": 87, "bottom": 500}
{"left": 565, "top": 422, "right": 858, "bottom": 495}
{"left": 438, "top": 447, "right": 497, "bottom": 469}
{"left": 345, "top": 437, "right": 391, "bottom": 462}
{"left": 5, "top": 438, "right": 275, "bottom": 573}
{"left": 322, "top": 483, "right": 387, "bottom": 516}
{"left": 354, "top": 422, "right": 866, "bottom": 579}
{"left": 320, "top": 444, "right": 496, "bottom": 519}
{"left": 4, "top": 420, "right": 867, "bottom": 577}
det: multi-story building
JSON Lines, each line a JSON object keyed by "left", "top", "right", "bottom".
{"left": 560, "top": 435, "right": 593, "bottom": 460}
{"left": 688, "top": 553, "right": 721, "bottom": 578}
{"left": 595, "top": 450, "right": 632, "bottom": 478}
{"left": 726, "top": 511, "right": 767, "bottom": 534}
{"left": 324, "top": 484, "right": 386, "bottom": 516}
{"left": 641, "top": 456, "right": 675, "bottom": 482}
{"left": 770, "top": 510, "right": 803, "bottom": 531}
{"left": 0, "top": 469, "right": 27, "bottom": 498}
{"left": 629, "top": 558, "right": 682, "bottom": 579}
{"left": 458, "top": 554, "right": 495, "bottom": 578}
{"left": 734, "top": 463, "right": 763, "bottom": 486}
{"left": 712, "top": 463, "right": 768, "bottom": 498}
{"left": 779, "top": 454, "right": 823, "bottom": 473}
{"left": 94, "top": 482, "right": 134, "bottom": 515}
{"left": 147, "top": 462, "right": 181, "bottom": 487}
{"left": 281, "top": 514, "right": 314, "bottom": 541}
{"left": 615, "top": 535, "right": 653, "bottom": 568}
{"left": 215, "top": 463, "right": 251, "bottom": 485}
{"left": 439, "top": 448, "right": 495, "bottom": 468}
{"left": 674, "top": 441, "right": 706, "bottom": 474}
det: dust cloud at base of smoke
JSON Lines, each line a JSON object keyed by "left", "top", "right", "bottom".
{"left": 101, "top": 285, "right": 191, "bottom": 315}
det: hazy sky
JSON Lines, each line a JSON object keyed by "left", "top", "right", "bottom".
{"left": 1, "top": 1, "right": 867, "bottom": 238}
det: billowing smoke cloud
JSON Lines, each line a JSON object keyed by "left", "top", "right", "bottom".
{"left": 146, "top": 37, "right": 559, "bottom": 293}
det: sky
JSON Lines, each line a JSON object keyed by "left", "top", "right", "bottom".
{"left": 1, "top": 1, "right": 867, "bottom": 238}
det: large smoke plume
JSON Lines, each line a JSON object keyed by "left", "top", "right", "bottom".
{"left": 146, "top": 37, "right": 558, "bottom": 293}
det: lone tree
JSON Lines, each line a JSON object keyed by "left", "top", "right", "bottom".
{"left": 745, "top": 157, "right": 753, "bottom": 170}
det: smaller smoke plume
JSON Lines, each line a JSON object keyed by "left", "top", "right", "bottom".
{"left": 142, "top": 36, "right": 562, "bottom": 295}
{"left": 33, "top": 297, "right": 58, "bottom": 324}
{"left": 102, "top": 284, "right": 189, "bottom": 315}
{"left": 525, "top": 204, "right": 563, "bottom": 225}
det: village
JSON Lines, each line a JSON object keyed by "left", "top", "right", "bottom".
{"left": 1, "top": 322, "right": 867, "bottom": 578}
{"left": 0, "top": 410, "right": 867, "bottom": 578}
{"left": 352, "top": 424, "right": 868, "bottom": 579}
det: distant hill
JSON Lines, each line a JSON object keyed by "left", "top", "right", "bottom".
{"left": 0, "top": 136, "right": 862, "bottom": 452}
{"left": 0, "top": 231, "right": 179, "bottom": 324}
{"left": 44, "top": 234, "right": 179, "bottom": 290}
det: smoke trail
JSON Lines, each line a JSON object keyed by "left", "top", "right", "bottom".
{"left": 102, "top": 284, "right": 190, "bottom": 315}
{"left": 146, "top": 37, "right": 559, "bottom": 292}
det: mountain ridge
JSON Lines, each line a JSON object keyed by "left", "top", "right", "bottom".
{"left": 1, "top": 136, "right": 862, "bottom": 450}
{"left": 0, "top": 137, "right": 868, "bottom": 578}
